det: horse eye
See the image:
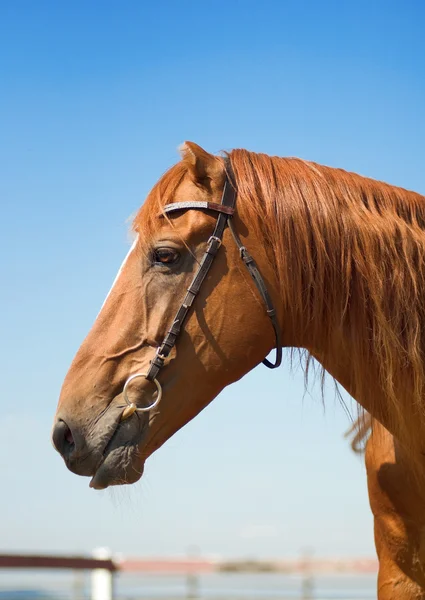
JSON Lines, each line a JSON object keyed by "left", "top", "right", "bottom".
{"left": 153, "top": 248, "right": 180, "bottom": 265}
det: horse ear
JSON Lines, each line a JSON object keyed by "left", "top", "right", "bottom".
{"left": 179, "top": 141, "right": 221, "bottom": 183}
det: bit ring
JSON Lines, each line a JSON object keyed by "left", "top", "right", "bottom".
{"left": 121, "top": 373, "right": 162, "bottom": 421}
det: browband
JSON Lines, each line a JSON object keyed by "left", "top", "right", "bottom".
{"left": 162, "top": 201, "right": 235, "bottom": 216}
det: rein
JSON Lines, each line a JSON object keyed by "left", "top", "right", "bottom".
{"left": 121, "top": 169, "right": 282, "bottom": 420}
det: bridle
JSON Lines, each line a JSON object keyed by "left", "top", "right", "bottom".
{"left": 120, "top": 167, "right": 282, "bottom": 421}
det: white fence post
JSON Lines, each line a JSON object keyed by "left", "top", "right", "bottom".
{"left": 91, "top": 547, "right": 114, "bottom": 600}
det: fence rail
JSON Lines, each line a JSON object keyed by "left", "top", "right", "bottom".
{"left": 0, "top": 553, "right": 116, "bottom": 571}
{"left": 0, "top": 552, "right": 377, "bottom": 600}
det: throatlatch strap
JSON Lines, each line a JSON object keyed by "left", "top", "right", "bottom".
{"left": 227, "top": 218, "right": 282, "bottom": 369}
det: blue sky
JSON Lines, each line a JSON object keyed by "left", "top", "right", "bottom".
{"left": 1, "top": 0, "right": 424, "bottom": 559}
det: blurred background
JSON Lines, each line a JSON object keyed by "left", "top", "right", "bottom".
{"left": 1, "top": 0, "right": 424, "bottom": 598}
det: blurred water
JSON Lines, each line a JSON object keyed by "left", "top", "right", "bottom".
{"left": 0, "top": 570, "right": 376, "bottom": 599}
{"left": 117, "top": 572, "right": 376, "bottom": 599}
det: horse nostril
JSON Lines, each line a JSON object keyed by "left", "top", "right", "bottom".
{"left": 52, "top": 419, "right": 75, "bottom": 458}
{"left": 64, "top": 427, "right": 74, "bottom": 445}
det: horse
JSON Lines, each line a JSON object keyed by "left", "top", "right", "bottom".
{"left": 347, "top": 415, "right": 425, "bottom": 598}
{"left": 53, "top": 142, "right": 425, "bottom": 598}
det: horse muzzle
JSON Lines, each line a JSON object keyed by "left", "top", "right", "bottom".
{"left": 52, "top": 402, "right": 147, "bottom": 489}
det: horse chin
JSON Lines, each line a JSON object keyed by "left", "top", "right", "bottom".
{"left": 89, "top": 442, "right": 145, "bottom": 490}
{"left": 88, "top": 412, "right": 147, "bottom": 490}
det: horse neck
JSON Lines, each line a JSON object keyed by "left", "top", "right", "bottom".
{"left": 254, "top": 164, "right": 425, "bottom": 454}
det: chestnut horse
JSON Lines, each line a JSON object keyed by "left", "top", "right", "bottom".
{"left": 53, "top": 143, "right": 425, "bottom": 598}
{"left": 347, "top": 415, "right": 425, "bottom": 598}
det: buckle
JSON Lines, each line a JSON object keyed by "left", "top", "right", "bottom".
{"left": 155, "top": 347, "right": 167, "bottom": 361}
{"left": 208, "top": 235, "right": 222, "bottom": 248}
